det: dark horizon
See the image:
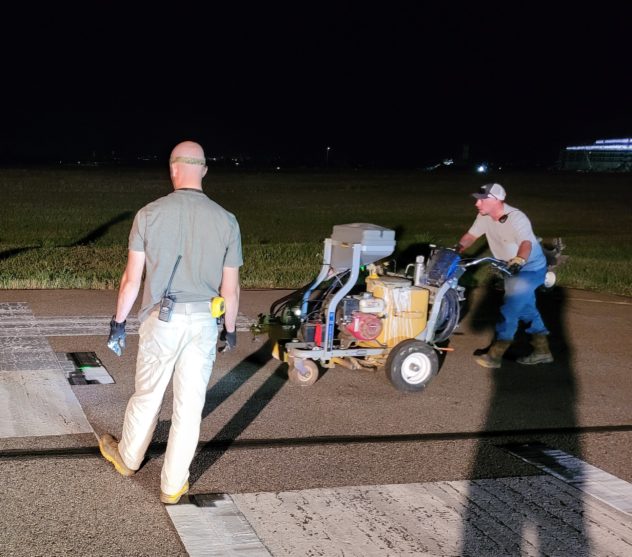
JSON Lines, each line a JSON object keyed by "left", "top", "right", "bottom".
{"left": 0, "top": 109, "right": 618, "bottom": 168}
{"left": 1, "top": 4, "right": 630, "bottom": 169}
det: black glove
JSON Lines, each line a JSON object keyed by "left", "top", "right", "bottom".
{"left": 220, "top": 328, "right": 237, "bottom": 353}
{"left": 453, "top": 243, "right": 464, "bottom": 254}
{"left": 107, "top": 317, "right": 126, "bottom": 356}
{"left": 507, "top": 256, "right": 526, "bottom": 276}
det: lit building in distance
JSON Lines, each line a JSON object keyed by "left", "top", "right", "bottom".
{"left": 562, "top": 138, "right": 632, "bottom": 171}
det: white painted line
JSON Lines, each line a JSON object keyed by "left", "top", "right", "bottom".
{"left": 0, "top": 303, "right": 94, "bottom": 438}
{"left": 0, "top": 369, "right": 94, "bottom": 437}
{"left": 503, "top": 443, "right": 632, "bottom": 515}
{"left": 34, "top": 314, "right": 255, "bottom": 336}
{"left": 165, "top": 494, "right": 271, "bottom": 556}
{"left": 231, "top": 478, "right": 632, "bottom": 556}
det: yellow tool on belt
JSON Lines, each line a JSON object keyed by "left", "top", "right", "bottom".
{"left": 210, "top": 297, "right": 225, "bottom": 318}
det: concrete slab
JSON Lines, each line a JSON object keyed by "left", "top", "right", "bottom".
{"left": 232, "top": 477, "right": 632, "bottom": 557}
{"left": 166, "top": 494, "right": 271, "bottom": 556}
{"left": 0, "top": 302, "right": 93, "bottom": 438}
{"left": 0, "top": 369, "right": 93, "bottom": 437}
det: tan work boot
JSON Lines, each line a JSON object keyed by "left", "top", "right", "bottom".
{"left": 99, "top": 433, "right": 136, "bottom": 477}
{"left": 475, "top": 340, "right": 511, "bottom": 369}
{"left": 517, "top": 334, "right": 554, "bottom": 365}
{"left": 160, "top": 482, "right": 190, "bottom": 505}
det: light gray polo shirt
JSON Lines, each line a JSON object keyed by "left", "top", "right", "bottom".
{"left": 129, "top": 189, "right": 243, "bottom": 322}
{"left": 467, "top": 203, "right": 546, "bottom": 272}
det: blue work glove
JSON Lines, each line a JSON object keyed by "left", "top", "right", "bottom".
{"left": 219, "top": 327, "right": 237, "bottom": 353}
{"left": 107, "top": 316, "right": 126, "bottom": 356}
{"left": 507, "top": 256, "right": 526, "bottom": 276}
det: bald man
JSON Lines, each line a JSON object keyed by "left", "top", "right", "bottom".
{"left": 100, "top": 141, "right": 242, "bottom": 504}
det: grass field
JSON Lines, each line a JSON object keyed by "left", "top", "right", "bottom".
{"left": 1, "top": 165, "right": 631, "bottom": 296}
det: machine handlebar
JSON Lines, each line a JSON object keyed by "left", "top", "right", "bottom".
{"left": 459, "top": 256, "right": 511, "bottom": 275}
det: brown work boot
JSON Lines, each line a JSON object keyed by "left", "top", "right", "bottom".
{"left": 517, "top": 334, "right": 554, "bottom": 365}
{"left": 99, "top": 433, "right": 136, "bottom": 477}
{"left": 160, "top": 482, "right": 190, "bottom": 505}
{"left": 475, "top": 340, "right": 512, "bottom": 369}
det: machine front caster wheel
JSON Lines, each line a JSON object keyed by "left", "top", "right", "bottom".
{"left": 287, "top": 358, "right": 319, "bottom": 386}
{"left": 385, "top": 339, "right": 438, "bottom": 392}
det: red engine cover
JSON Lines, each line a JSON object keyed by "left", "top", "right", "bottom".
{"left": 346, "top": 312, "right": 382, "bottom": 340}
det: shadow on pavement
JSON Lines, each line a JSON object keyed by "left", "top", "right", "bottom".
{"left": 461, "top": 285, "right": 590, "bottom": 554}
{"left": 148, "top": 340, "right": 288, "bottom": 487}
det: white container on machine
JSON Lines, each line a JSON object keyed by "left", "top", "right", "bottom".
{"left": 330, "top": 223, "right": 396, "bottom": 270}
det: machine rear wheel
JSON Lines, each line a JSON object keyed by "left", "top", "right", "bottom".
{"left": 385, "top": 339, "right": 438, "bottom": 392}
{"left": 287, "top": 358, "right": 319, "bottom": 386}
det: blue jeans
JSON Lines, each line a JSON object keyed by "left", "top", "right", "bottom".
{"left": 496, "top": 267, "right": 549, "bottom": 341}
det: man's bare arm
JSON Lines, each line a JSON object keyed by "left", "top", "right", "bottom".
{"left": 220, "top": 266, "right": 240, "bottom": 333}
{"left": 456, "top": 232, "right": 478, "bottom": 253}
{"left": 516, "top": 240, "right": 532, "bottom": 261}
{"left": 115, "top": 250, "right": 145, "bottom": 322}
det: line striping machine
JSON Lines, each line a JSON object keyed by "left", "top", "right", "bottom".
{"left": 253, "top": 222, "right": 510, "bottom": 392}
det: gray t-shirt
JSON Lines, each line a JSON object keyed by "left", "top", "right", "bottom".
{"left": 467, "top": 203, "right": 546, "bottom": 272}
{"left": 129, "top": 189, "right": 243, "bottom": 321}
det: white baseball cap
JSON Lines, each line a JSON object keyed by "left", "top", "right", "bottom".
{"left": 472, "top": 183, "right": 506, "bottom": 201}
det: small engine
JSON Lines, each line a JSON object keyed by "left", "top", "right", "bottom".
{"left": 338, "top": 293, "right": 384, "bottom": 341}
{"left": 345, "top": 311, "right": 382, "bottom": 340}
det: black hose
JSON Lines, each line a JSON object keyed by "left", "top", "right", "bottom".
{"left": 308, "top": 270, "right": 351, "bottom": 315}
{"left": 269, "top": 269, "right": 351, "bottom": 317}
{"left": 432, "top": 288, "right": 460, "bottom": 343}
{"left": 269, "top": 283, "right": 311, "bottom": 316}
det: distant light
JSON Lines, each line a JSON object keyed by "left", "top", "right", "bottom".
{"left": 235, "top": 162, "right": 239, "bottom": 166}
{"left": 476, "top": 164, "right": 488, "bottom": 173}
{"left": 442, "top": 158, "right": 454, "bottom": 165}
{"left": 276, "top": 166, "right": 281, "bottom": 170}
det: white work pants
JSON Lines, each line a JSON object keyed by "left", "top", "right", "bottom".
{"left": 118, "top": 311, "right": 217, "bottom": 494}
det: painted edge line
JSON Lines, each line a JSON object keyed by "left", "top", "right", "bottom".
{"left": 501, "top": 441, "right": 632, "bottom": 515}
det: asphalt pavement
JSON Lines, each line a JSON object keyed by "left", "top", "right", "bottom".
{"left": 1, "top": 286, "right": 631, "bottom": 556}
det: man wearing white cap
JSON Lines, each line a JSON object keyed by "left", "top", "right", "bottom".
{"left": 455, "top": 183, "right": 553, "bottom": 368}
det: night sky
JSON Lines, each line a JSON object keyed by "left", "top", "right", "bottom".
{"left": 1, "top": 3, "right": 630, "bottom": 166}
